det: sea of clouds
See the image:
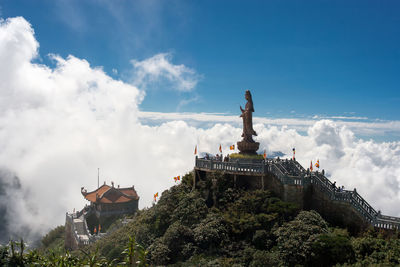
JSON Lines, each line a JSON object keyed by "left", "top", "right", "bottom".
{"left": 1, "top": 17, "right": 400, "bottom": 244}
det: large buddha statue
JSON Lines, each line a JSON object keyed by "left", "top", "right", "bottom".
{"left": 237, "top": 90, "right": 260, "bottom": 154}
{"left": 240, "top": 90, "right": 257, "bottom": 142}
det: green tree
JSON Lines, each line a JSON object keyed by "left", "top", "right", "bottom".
{"left": 171, "top": 191, "right": 208, "bottom": 226}
{"left": 274, "top": 210, "right": 328, "bottom": 266}
{"left": 121, "top": 235, "right": 148, "bottom": 267}
{"left": 193, "top": 212, "right": 228, "bottom": 251}
{"left": 224, "top": 190, "right": 298, "bottom": 239}
{"left": 310, "top": 229, "right": 355, "bottom": 266}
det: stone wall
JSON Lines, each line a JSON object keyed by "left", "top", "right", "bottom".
{"left": 306, "top": 185, "right": 371, "bottom": 234}
{"left": 64, "top": 214, "right": 78, "bottom": 250}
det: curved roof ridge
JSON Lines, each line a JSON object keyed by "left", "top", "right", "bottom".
{"left": 82, "top": 183, "right": 139, "bottom": 203}
{"left": 85, "top": 184, "right": 111, "bottom": 195}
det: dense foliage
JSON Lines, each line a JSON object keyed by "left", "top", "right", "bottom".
{"left": 3, "top": 171, "right": 400, "bottom": 266}
{"left": 39, "top": 225, "right": 65, "bottom": 254}
{"left": 85, "top": 172, "right": 400, "bottom": 266}
{"left": 0, "top": 236, "right": 147, "bottom": 266}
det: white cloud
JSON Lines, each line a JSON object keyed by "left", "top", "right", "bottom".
{"left": 130, "top": 53, "right": 200, "bottom": 92}
{"left": 0, "top": 16, "right": 400, "bottom": 243}
{"left": 138, "top": 111, "right": 400, "bottom": 138}
{"left": 177, "top": 95, "right": 200, "bottom": 111}
{"left": 313, "top": 115, "right": 369, "bottom": 120}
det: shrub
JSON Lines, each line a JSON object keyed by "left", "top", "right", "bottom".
{"left": 148, "top": 241, "right": 170, "bottom": 265}
{"left": 162, "top": 221, "right": 195, "bottom": 261}
{"left": 252, "top": 230, "right": 273, "bottom": 250}
{"left": 310, "top": 231, "right": 355, "bottom": 266}
{"left": 223, "top": 190, "right": 298, "bottom": 239}
{"left": 41, "top": 225, "right": 65, "bottom": 248}
{"left": 274, "top": 210, "right": 329, "bottom": 266}
{"left": 134, "top": 223, "right": 155, "bottom": 248}
{"left": 171, "top": 191, "right": 208, "bottom": 226}
{"left": 249, "top": 250, "right": 280, "bottom": 267}
{"left": 350, "top": 232, "right": 400, "bottom": 265}
{"left": 218, "top": 187, "right": 242, "bottom": 207}
{"left": 193, "top": 213, "right": 228, "bottom": 250}
{"left": 144, "top": 183, "right": 192, "bottom": 237}
{"left": 0, "top": 245, "right": 8, "bottom": 266}
{"left": 181, "top": 172, "right": 194, "bottom": 188}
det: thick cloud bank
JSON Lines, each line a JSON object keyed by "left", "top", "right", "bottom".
{"left": 0, "top": 17, "right": 400, "bottom": 243}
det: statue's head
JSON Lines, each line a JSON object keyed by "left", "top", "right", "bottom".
{"left": 245, "top": 90, "right": 252, "bottom": 100}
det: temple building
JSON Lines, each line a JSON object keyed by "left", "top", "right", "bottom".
{"left": 81, "top": 182, "right": 139, "bottom": 218}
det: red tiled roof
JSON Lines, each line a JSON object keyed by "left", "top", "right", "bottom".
{"left": 82, "top": 184, "right": 139, "bottom": 204}
{"left": 120, "top": 188, "right": 138, "bottom": 197}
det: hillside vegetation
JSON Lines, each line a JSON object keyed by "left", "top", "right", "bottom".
{"left": 87, "top": 172, "right": 400, "bottom": 266}
{"left": 2, "top": 171, "right": 400, "bottom": 266}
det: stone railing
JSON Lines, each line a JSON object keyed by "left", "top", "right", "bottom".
{"left": 66, "top": 213, "right": 81, "bottom": 248}
{"left": 195, "top": 158, "right": 266, "bottom": 174}
{"left": 310, "top": 173, "right": 378, "bottom": 224}
{"left": 82, "top": 210, "right": 96, "bottom": 244}
{"left": 195, "top": 157, "right": 400, "bottom": 230}
{"left": 376, "top": 215, "right": 400, "bottom": 230}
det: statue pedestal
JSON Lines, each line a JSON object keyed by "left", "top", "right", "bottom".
{"left": 237, "top": 140, "right": 260, "bottom": 155}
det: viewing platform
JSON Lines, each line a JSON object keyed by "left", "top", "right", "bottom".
{"left": 194, "top": 156, "right": 400, "bottom": 231}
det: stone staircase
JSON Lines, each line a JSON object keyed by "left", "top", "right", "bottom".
{"left": 65, "top": 211, "right": 93, "bottom": 249}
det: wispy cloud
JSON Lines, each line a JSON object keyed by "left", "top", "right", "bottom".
{"left": 130, "top": 53, "right": 200, "bottom": 92}
{"left": 313, "top": 115, "right": 369, "bottom": 120}
{"left": 177, "top": 94, "right": 200, "bottom": 111}
{"left": 53, "top": 0, "right": 88, "bottom": 33}
{"left": 97, "top": 0, "right": 180, "bottom": 53}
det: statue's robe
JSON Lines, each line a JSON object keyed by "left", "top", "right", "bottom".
{"left": 241, "top": 101, "right": 257, "bottom": 142}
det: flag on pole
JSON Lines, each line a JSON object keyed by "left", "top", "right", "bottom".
{"left": 194, "top": 145, "right": 197, "bottom": 155}
{"left": 263, "top": 149, "right": 267, "bottom": 159}
{"left": 292, "top": 148, "right": 296, "bottom": 160}
{"left": 219, "top": 144, "right": 222, "bottom": 153}
{"left": 230, "top": 145, "right": 235, "bottom": 150}
{"left": 154, "top": 192, "right": 159, "bottom": 202}
{"left": 315, "top": 159, "right": 320, "bottom": 168}
{"left": 310, "top": 160, "right": 313, "bottom": 171}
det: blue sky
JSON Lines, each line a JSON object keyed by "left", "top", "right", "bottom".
{"left": 1, "top": 1, "right": 400, "bottom": 123}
